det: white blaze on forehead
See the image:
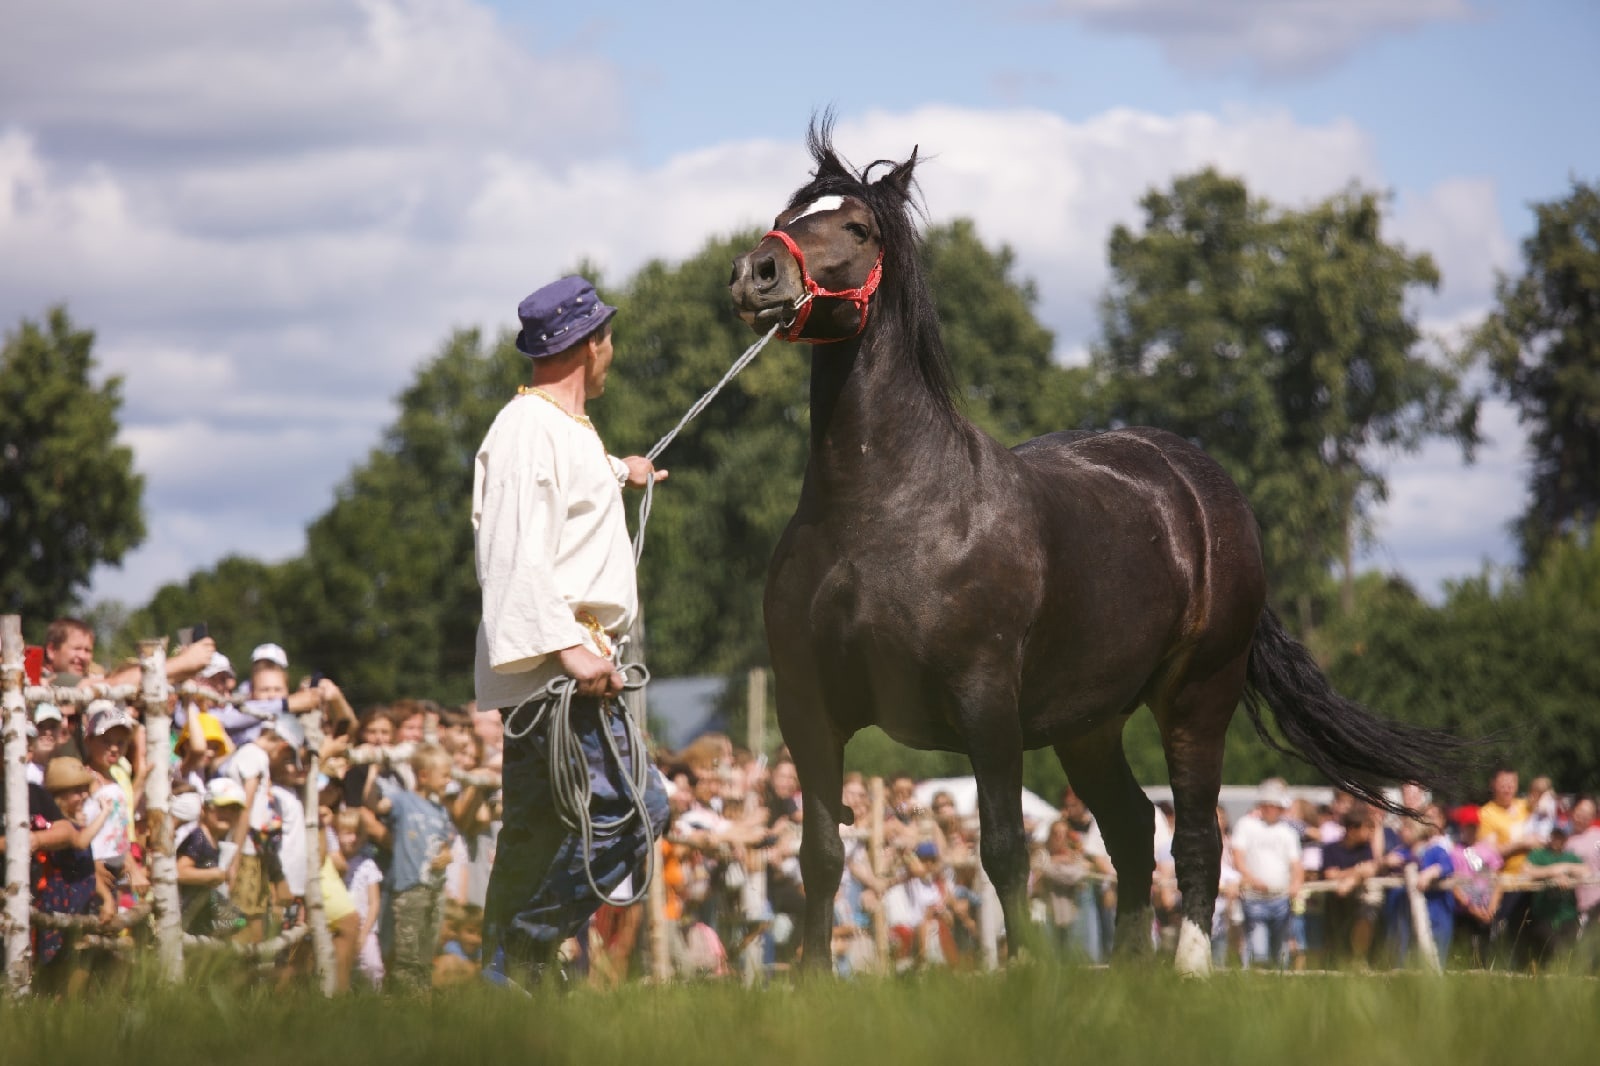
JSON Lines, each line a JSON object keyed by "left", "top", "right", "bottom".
{"left": 793, "top": 195, "right": 846, "bottom": 221}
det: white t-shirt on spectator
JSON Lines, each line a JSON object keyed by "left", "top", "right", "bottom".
{"left": 219, "top": 743, "right": 273, "bottom": 855}
{"left": 84, "top": 781, "right": 132, "bottom": 865}
{"left": 883, "top": 876, "right": 944, "bottom": 928}
{"left": 273, "top": 786, "right": 308, "bottom": 898}
{"left": 1231, "top": 812, "right": 1301, "bottom": 895}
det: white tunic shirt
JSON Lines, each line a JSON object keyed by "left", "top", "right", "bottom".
{"left": 473, "top": 390, "right": 636, "bottom": 710}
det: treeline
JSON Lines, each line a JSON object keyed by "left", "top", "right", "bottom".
{"left": 6, "top": 171, "right": 1597, "bottom": 793}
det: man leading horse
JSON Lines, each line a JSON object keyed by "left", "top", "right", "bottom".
{"left": 474, "top": 275, "right": 669, "bottom": 986}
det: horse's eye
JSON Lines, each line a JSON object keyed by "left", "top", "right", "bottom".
{"left": 846, "top": 222, "right": 870, "bottom": 240}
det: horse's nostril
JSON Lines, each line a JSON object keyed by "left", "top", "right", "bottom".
{"left": 756, "top": 255, "right": 777, "bottom": 285}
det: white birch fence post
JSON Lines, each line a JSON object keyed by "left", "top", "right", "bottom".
{"left": 299, "top": 707, "right": 336, "bottom": 996}
{"left": 1404, "top": 862, "right": 1443, "bottom": 974}
{"left": 742, "top": 667, "right": 769, "bottom": 986}
{"left": 139, "top": 637, "right": 184, "bottom": 983}
{"left": 869, "top": 776, "right": 890, "bottom": 972}
{"left": 3, "top": 616, "right": 33, "bottom": 997}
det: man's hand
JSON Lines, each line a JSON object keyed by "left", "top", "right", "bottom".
{"left": 166, "top": 637, "right": 217, "bottom": 682}
{"left": 557, "top": 644, "right": 624, "bottom": 698}
{"left": 620, "top": 456, "right": 668, "bottom": 490}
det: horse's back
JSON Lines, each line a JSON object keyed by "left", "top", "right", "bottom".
{"left": 1009, "top": 425, "right": 1266, "bottom": 726}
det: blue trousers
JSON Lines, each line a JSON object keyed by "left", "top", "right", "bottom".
{"left": 1243, "top": 895, "right": 1292, "bottom": 969}
{"left": 486, "top": 695, "right": 668, "bottom": 967}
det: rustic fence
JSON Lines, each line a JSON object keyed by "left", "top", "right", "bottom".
{"left": 2, "top": 615, "right": 331, "bottom": 997}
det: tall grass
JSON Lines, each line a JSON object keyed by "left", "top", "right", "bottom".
{"left": 2, "top": 965, "right": 1596, "bottom": 1066}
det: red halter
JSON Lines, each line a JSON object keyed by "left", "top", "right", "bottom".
{"left": 763, "top": 227, "right": 884, "bottom": 344}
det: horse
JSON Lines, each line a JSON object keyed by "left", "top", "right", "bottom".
{"left": 727, "top": 122, "right": 1470, "bottom": 975}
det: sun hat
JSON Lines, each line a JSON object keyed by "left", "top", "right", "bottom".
{"left": 193, "top": 711, "right": 234, "bottom": 756}
{"left": 1450, "top": 804, "right": 1480, "bottom": 827}
{"left": 514, "top": 276, "right": 618, "bottom": 360}
{"left": 86, "top": 701, "right": 137, "bottom": 738}
{"left": 43, "top": 757, "right": 95, "bottom": 793}
{"left": 250, "top": 643, "right": 288, "bottom": 669}
{"left": 913, "top": 841, "right": 940, "bottom": 862}
{"left": 204, "top": 778, "right": 246, "bottom": 808}
{"left": 200, "top": 652, "right": 235, "bottom": 679}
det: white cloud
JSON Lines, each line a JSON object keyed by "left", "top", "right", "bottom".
{"left": 1033, "top": 0, "right": 1477, "bottom": 78}
{"left": 0, "top": 4, "right": 1519, "bottom": 609}
{"left": 1390, "top": 176, "right": 1516, "bottom": 317}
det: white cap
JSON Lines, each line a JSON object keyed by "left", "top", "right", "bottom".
{"left": 33, "top": 702, "right": 64, "bottom": 726}
{"left": 87, "top": 702, "right": 137, "bottom": 738}
{"left": 250, "top": 643, "right": 288, "bottom": 669}
{"left": 1257, "top": 779, "right": 1292, "bottom": 810}
{"left": 204, "top": 778, "right": 246, "bottom": 808}
{"left": 200, "top": 652, "right": 234, "bottom": 679}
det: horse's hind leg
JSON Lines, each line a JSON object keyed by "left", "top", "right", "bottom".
{"left": 1054, "top": 721, "right": 1156, "bottom": 962}
{"left": 1154, "top": 652, "right": 1248, "bottom": 977}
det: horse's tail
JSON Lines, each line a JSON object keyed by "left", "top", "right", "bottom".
{"left": 1242, "top": 607, "right": 1473, "bottom": 814}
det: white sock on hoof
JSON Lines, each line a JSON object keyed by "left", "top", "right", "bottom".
{"left": 1175, "top": 918, "right": 1211, "bottom": 977}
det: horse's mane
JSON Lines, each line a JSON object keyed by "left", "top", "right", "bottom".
{"left": 789, "top": 118, "right": 960, "bottom": 422}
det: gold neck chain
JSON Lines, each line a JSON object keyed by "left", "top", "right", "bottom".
{"left": 518, "top": 385, "right": 594, "bottom": 430}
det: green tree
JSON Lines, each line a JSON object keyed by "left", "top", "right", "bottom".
{"left": 112, "top": 555, "right": 298, "bottom": 669}
{"left": 1317, "top": 524, "right": 1600, "bottom": 795}
{"left": 1091, "top": 170, "right": 1478, "bottom": 624}
{"left": 0, "top": 307, "right": 145, "bottom": 624}
{"left": 1468, "top": 179, "right": 1600, "bottom": 567}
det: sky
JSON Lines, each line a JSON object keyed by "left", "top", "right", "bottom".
{"left": 1, "top": 0, "right": 1597, "bottom": 613}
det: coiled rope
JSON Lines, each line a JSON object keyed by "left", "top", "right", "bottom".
{"left": 502, "top": 663, "right": 658, "bottom": 906}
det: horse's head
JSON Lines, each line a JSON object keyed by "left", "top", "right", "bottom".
{"left": 730, "top": 124, "right": 918, "bottom": 344}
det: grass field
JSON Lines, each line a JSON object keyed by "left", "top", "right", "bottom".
{"left": 3, "top": 965, "right": 1598, "bottom": 1066}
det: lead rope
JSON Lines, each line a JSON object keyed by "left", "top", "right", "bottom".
{"left": 632, "top": 321, "right": 784, "bottom": 564}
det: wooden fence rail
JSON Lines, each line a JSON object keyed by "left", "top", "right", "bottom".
{"left": 2, "top": 614, "right": 337, "bottom": 998}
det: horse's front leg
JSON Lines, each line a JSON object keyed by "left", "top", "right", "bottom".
{"left": 957, "top": 683, "right": 1035, "bottom": 960}
{"left": 773, "top": 665, "right": 848, "bottom": 974}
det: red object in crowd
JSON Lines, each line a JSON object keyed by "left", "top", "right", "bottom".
{"left": 24, "top": 644, "right": 43, "bottom": 685}
{"left": 1449, "top": 804, "right": 1480, "bottom": 827}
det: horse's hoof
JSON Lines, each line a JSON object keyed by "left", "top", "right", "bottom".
{"left": 1174, "top": 918, "right": 1212, "bottom": 978}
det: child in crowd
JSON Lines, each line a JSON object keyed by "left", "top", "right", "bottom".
{"left": 40, "top": 756, "right": 116, "bottom": 925}
{"left": 364, "top": 743, "right": 459, "bottom": 992}
{"left": 269, "top": 742, "right": 361, "bottom": 992}
{"left": 432, "top": 902, "right": 485, "bottom": 986}
{"left": 336, "top": 807, "right": 385, "bottom": 989}
{"left": 80, "top": 702, "right": 146, "bottom": 910}
{"left": 217, "top": 710, "right": 290, "bottom": 943}
{"left": 175, "top": 778, "right": 247, "bottom": 936}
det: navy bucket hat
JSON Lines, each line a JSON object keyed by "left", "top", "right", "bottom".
{"left": 514, "top": 275, "right": 618, "bottom": 359}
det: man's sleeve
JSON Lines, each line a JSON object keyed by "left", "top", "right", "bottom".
{"left": 477, "top": 449, "right": 588, "bottom": 673}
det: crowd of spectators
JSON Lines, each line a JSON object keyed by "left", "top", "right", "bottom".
{"left": 6, "top": 616, "right": 1599, "bottom": 992}
{"left": 3, "top": 617, "right": 502, "bottom": 995}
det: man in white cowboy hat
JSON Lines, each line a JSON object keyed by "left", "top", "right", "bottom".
{"left": 1230, "top": 777, "right": 1304, "bottom": 969}
{"left": 474, "top": 275, "right": 670, "bottom": 983}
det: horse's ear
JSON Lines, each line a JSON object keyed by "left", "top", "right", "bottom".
{"left": 879, "top": 146, "right": 919, "bottom": 203}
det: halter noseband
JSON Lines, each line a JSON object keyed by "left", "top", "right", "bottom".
{"left": 762, "top": 227, "right": 884, "bottom": 344}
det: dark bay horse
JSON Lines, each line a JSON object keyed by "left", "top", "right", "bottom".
{"left": 728, "top": 124, "right": 1468, "bottom": 974}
